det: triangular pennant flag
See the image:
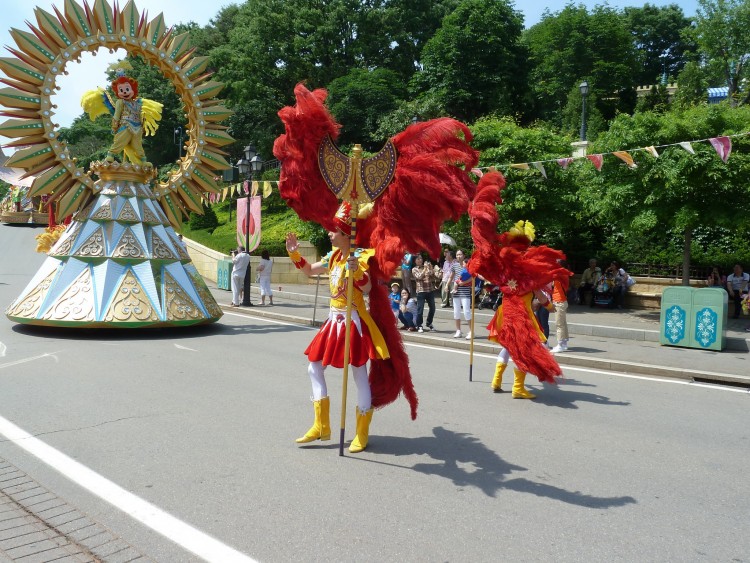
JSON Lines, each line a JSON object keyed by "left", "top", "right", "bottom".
{"left": 586, "top": 154, "right": 604, "bottom": 171}
{"left": 262, "top": 181, "right": 272, "bottom": 198}
{"left": 613, "top": 151, "right": 637, "bottom": 169}
{"left": 709, "top": 136, "right": 732, "bottom": 162}
{"left": 531, "top": 162, "right": 547, "bottom": 179}
{"left": 645, "top": 146, "right": 659, "bottom": 158}
{"left": 251, "top": 180, "right": 259, "bottom": 197}
{"left": 510, "top": 163, "right": 530, "bottom": 170}
{"left": 470, "top": 168, "right": 484, "bottom": 177}
{"left": 679, "top": 142, "right": 695, "bottom": 154}
{"left": 557, "top": 157, "right": 574, "bottom": 169}
{"left": 222, "top": 187, "right": 229, "bottom": 201}
{"left": 243, "top": 180, "right": 249, "bottom": 195}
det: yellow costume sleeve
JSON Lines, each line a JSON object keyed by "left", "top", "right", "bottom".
{"left": 80, "top": 88, "right": 114, "bottom": 121}
{"left": 141, "top": 98, "right": 163, "bottom": 136}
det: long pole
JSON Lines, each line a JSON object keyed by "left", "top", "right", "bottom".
{"left": 339, "top": 203, "right": 358, "bottom": 456}
{"left": 469, "top": 276, "right": 475, "bottom": 382}
{"left": 580, "top": 94, "right": 588, "bottom": 142}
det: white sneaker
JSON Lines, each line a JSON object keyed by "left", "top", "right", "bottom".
{"left": 418, "top": 326, "right": 424, "bottom": 333}
{"left": 453, "top": 330, "right": 463, "bottom": 338}
{"left": 551, "top": 344, "right": 568, "bottom": 353}
{"left": 465, "top": 331, "right": 472, "bottom": 340}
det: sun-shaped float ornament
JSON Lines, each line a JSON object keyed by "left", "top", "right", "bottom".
{"left": 0, "top": 0, "right": 233, "bottom": 228}
{"left": 1, "top": 0, "right": 233, "bottom": 328}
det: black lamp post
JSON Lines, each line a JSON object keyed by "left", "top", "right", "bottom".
{"left": 174, "top": 126, "right": 184, "bottom": 159}
{"left": 579, "top": 81, "right": 589, "bottom": 142}
{"left": 237, "top": 145, "right": 263, "bottom": 306}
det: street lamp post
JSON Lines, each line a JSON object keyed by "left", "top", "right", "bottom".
{"left": 174, "top": 126, "right": 184, "bottom": 159}
{"left": 237, "top": 145, "right": 263, "bottom": 307}
{"left": 579, "top": 81, "right": 589, "bottom": 142}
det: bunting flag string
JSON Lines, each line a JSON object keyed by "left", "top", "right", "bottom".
{"left": 476, "top": 131, "right": 750, "bottom": 177}
{"left": 202, "top": 180, "right": 282, "bottom": 205}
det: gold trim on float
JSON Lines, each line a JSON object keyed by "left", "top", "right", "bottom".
{"left": 6, "top": 271, "right": 56, "bottom": 319}
{"left": 164, "top": 271, "right": 206, "bottom": 321}
{"left": 90, "top": 161, "right": 157, "bottom": 184}
{"left": 188, "top": 270, "right": 222, "bottom": 318}
{"left": 41, "top": 268, "right": 95, "bottom": 323}
{"left": 104, "top": 270, "right": 159, "bottom": 323}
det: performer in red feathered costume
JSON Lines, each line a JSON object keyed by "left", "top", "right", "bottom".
{"left": 274, "top": 83, "right": 477, "bottom": 452}
{"left": 468, "top": 173, "right": 569, "bottom": 399}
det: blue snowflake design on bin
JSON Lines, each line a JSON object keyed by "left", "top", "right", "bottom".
{"left": 664, "top": 305, "right": 686, "bottom": 344}
{"left": 694, "top": 307, "right": 717, "bottom": 348}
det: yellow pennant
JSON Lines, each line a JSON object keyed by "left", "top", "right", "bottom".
{"left": 510, "top": 163, "right": 530, "bottom": 170}
{"left": 251, "top": 181, "right": 259, "bottom": 197}
{"left": 263, "top": 181, "right": 272, "bottom": 198}
{"left": 645, "top": 146, "right": 659, "bottom": 158}
{"left": 613, "top": 151, "right": 637, "bottom": 168}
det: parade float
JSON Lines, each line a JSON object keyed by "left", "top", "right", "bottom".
{"left": 1, "top": 0, "right": 233, "bottom": 327}
{"left": 0, "top": 148, "right": 47, "bottom": 224}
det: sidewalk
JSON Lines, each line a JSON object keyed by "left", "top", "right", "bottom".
{"left": 209, "top": 281, "right": 750, "bottom": 387}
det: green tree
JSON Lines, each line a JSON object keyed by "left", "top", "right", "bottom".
{"left": 327, "top": 68, "right": 407, "bottom": 150}
{"left": 412, "top": 0, "right": 529, "bottom": 123}
{"left": 623, "top": 3, "right": 696, "bottom": 86}
{"left": 674, "top": 60, "right": 710, "bottom": 107}
{"left": 692, "top": 0, "right": 750, "bottom": 105}
{"left": 524, "top": 5, "right": 638, "bottom": 126}
{"left": 580, "top": 104, "right": 750, "bottom": 283}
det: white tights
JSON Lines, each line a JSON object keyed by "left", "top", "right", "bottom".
{"left": 308, "top": 361, "right": 372, "bottom": 410}
{"left": 496, "top": 348, "right": 510, "bottom": 365}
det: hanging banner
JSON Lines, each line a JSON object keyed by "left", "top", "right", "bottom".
{"left": 679, "top": 142, "right": 695, "bottom": 154}
{"left": 531, "top": 162, "right": 547, "bottom": 179}
{"left": 236, "top": 196, "right": 262, "bottom": 252}
{"left": 709, "top": 136, "right": 732, "bottom": 162}
{"left": 586, "top": 154, "right": 604, "bottom": 171}
{"left": 613, "top": 151, "right": 637, "bottom": 168}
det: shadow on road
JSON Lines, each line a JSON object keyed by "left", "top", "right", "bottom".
{"left": 363, "top": 426, "right": 636, "bottom": 508}
{"left": 534, "top": 381, "right": 631, "bottom": 410}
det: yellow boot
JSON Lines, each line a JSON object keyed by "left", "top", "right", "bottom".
{"left": 512, "top": 369, "right": 536, "bottom": 399}
{"left": 348, "top": 407, "right": 374, "bottom": 453}
{"left": 295, "top": 397, "right": 331, "bottom": 443}
{"left": 491, "top": 362, "right": 507, "bottom": 393}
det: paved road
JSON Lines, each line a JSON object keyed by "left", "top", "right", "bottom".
{"left": 1, "top": 224, "right": 749, "bottom": 562}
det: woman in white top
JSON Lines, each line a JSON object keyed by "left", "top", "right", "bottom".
{"left": 258, "top": 249, "right": 274, "bottom": 305}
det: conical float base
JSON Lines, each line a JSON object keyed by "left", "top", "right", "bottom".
{"left": 5, "top": 162, "right": 222, "bottom": 328}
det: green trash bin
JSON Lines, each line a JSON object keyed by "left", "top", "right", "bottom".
{"left": 217, "top": 258, "right": 232, "bottom": 291}
{"left": 660, "top": 286, "right": 694, "bottom": 347}
{"left": 690, "top": 288, "right": 727, "bottom": 351}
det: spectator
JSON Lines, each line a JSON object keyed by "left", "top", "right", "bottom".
{"left": 230, "top": 246, "right": 251, "bottom": 307}
{"left": 412, "top": 255, "right": 436, "bottom": 332}
{"left": 551, "top": 260, "right": 573, "bottom": 353}
{"left": 398, "top": 289, "right": 418, "bottom": 331}
{"left": 533, "top": 282, "right": 554, "bottom": 348}
{"left": 258, "top": 249, "right": 274, "bottom": 306}
{"left": 451, "top": 251, "right": 473, "bottom": 339}
{"left": 606, "top": 261, "right": 634, "bottom": 309}
{"left": 440, "top": 249, "right": 456, "bottom": 308}
{"left": 401, "top": 253, "right": 415, "bottom": 295}
{"left": 726, "top": 264, "right": 749, "bottom": 319}
{"left": 578, "top": 258, "right": 601, "bottom": 307}
{"left": 389, "top": 282, "right": 401, "bottom": 319}
{"left": 706, "top": 266, "right": 726, "bottom": 288}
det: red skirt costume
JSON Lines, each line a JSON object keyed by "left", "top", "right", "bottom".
{"left": 305, "top": 248, "right": 389, "bottom": 368}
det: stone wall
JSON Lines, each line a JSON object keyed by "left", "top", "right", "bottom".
{"left": 183, "top": 237, "right": 319, "bottom": 285}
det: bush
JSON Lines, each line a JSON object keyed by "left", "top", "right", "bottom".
{"left": 188, "top": 204, "right": 218, "bottom": 232}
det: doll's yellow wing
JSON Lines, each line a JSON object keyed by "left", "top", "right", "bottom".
{"left": 141, "top": 98, "right": 163, "bottom": 136}
{"left": 80, "top": 88, "right": 115, "bottom": 120}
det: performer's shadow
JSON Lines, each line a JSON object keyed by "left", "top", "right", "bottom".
{"left": 533, "top": 382, "right": 631, "bottom": 410}
{"left": 365, "top": 426, "right": 636, "bottom": 508}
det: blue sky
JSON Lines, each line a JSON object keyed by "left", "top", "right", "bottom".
{"left": 0, "top": 0, "right": 700, "bottom": 132}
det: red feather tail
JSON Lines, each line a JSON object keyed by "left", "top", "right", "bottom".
{"left": 467, "top": 171, "right": 505, "bottom": 280}
{"left": 367, "top": 263, "right": 418, "bottom": 419}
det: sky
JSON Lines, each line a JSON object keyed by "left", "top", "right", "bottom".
{"left": 0, "top": 0, "right": 700, "bottom": 135}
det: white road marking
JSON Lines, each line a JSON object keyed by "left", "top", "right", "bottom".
{"left": 174, "top": 344, "right": 198, "bottom": 351}
{"left": 220, "top": 312, "right": 747, "bottom": 394}
{"left": 0, "top": 342, "right": 6, "bottom": 357}
{"left": 0, "top": 352, "right": 60, "bottom": 370}
{"left": 0, "top": 415, "right": 257, "bottom": 562}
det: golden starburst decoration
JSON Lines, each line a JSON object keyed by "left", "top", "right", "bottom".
{"left": 0, "top": 0, "right": 234, "bottom": 228}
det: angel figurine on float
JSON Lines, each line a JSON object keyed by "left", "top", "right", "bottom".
{"left": 274, "top": 83, "right": 479, "bottom": 454}
{"left": 81, "top": 61, "right": 163, "bottom": 166}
